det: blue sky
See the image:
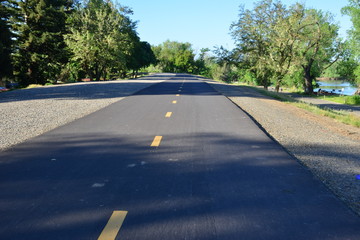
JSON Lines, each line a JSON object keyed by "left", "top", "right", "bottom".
{"left": 119, "top": 0, "right": 352, "bottom": 53}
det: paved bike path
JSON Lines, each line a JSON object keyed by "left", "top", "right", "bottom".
{"left": 0, "top": 74, "right": 359, "bottom": 239}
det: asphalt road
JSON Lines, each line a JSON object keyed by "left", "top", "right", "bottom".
{"left": 1, "top": 74, "right": 360, "bottom": 239}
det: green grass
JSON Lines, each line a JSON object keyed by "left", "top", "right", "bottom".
{"left": 293, "top": 102, "right": 360, "bottom": 128}
{"left": 315, "top": 95, "right": 360, "bottom": 106}
{"left": 250, "top": 86, "right": 296, "bottom": 102}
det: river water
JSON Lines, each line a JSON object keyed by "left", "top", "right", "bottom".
{"left": 314, "top": 80, "right": 358, "bottom": 96}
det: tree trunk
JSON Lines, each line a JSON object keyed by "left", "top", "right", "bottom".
{"left": 259, "top": 76, "right": 269, "bottom": 90}
{"left": 303, "top": 74, "right": 314, "bottom": 94}
{"left": 88, "top": 71, "right": 93, "bottom": 81}
{"left": 94, "top": 64, "right": 101, "bottom": 81}
{"left": 303, "top": 63, "right": 314, "bottom": 94}
{"left": 275, "top": 80, "right": 281, "bottom": 92}
{"left": 122, "top": 71, "right": 127, "bottom": 78}
{"left": 102, "top": 69, "right": 107, "bottom": 81}
{"left": 28, "top": 64, "right": 41, "bottom": 85}
{"left": 85, "top": 64, "right": 93, "bottom": 81}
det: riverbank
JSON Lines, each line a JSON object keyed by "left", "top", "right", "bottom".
{"left": 315, "top": 79, "right": 358, "bottom": 96}
{"left": 205, "top": 79, "right": 360, "bottom": 216}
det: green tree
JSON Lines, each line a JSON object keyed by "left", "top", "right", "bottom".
{"left": 127, "top": 40, "right": 156, "bottom": 77}
{"left": 65, "top": 0, "right": 137, "bottom": 81}
{"left": 13, "top": 0, "right": 73, "bottom": 86}
{"left": 336, "top": 60, "right": 358, "bottom": 80}
{"left": 153, "top": 40, "right": 195, "bottom": 73}
{"left": 342, "top": 0, "right": 360, "bottom": 88}
{"left": 342, "top": 0, "right": 360, "bottom": 61}
{"left": 230, "top": 0, "right": 280, "bottom": 89}
{"left": 0, "top": 0, "right": 16, "bottom": 81}
{"left": 231, "top": 0, "right": 342, "bottom": 93}
{"left": 193, "top": 48, "right": 212, "bottom": 77}
{"left": 293, "top": 8, "right": 342, "bottom": 93}
{"left": 212, "top": 46, "right": 242, "bottom": 82}
{"left": 321, "top": 45, "right": 357, "bottom": 80}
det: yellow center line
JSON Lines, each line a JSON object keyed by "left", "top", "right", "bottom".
{"left": 165, "top": 112, "right": 172, "bottom": 118}
{"left": 151, "top": 136, "right": 162, "bottom": 147}
{"left": 98, "top": 211, "right": 127, "bottom": 240}
{"left": 172, "top": 100, "right": 177, "bottom": 104}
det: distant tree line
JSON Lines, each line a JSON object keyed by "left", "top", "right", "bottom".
{"left": 2, "top": 0, "right": 360, "bottom": 94}
{"left": 145, "top": 0, "right": 360, "bottom": 94}
{"left": 149, "top": 0, "right": 360, "bottom": 95}
{"left": 0, "top": 0, "right": 155, "bottom": 86}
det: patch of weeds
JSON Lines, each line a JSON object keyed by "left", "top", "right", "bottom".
{"left": 250, "top": 87, "right": 295, "bottom": 102}
{"left": 26, "top": 84, "right": 43, "bottom": 89}
{"left": 345, "top": 95, "right": 360, "bottom": 105}
{"left": 315, "top": 95, "right": 360, "bottom": 106}
{"left": 293, "top": 102, "right": 360, "bottom": 128}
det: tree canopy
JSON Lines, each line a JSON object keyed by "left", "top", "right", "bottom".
{"left": 152, "top": 40, "right": 195, "bottom": 73}
{"left": 342, "top": 0, "right": 360, "bottom": 87}
{"left": 230, "top": 0, "right": 342, "bottom": 93}
{"left": 11, "top": 0, "right": 74, "bottom": 85}
{"left": 65, "top": 0, "right": 138, "bottom": 81}
{"left": 0, "top": 0, "right": 155, "bottom": 86}
{"left": 0, "top": 0, "right": 16, "bottom": 81}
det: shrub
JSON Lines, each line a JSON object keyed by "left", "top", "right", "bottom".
{"left": 345, "top": 95, "right": 360, "bottom": 105}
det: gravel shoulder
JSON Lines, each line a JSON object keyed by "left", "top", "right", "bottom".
{"left": 205, "top": 79, "right": 360, "bottom": 216}
{"left": 0, "top": 75, "right": 167, "bottom": 151}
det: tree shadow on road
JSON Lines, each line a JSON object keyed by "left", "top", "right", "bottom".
{"left": 1, "top": 131, "right": 359, "bottom": 239}
{"left": 0, "top": 74, "right": 214, "bottom": 104}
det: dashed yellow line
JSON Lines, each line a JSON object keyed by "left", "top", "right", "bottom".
{"left": 98, "top": 211, "right": 127, "bottom": 240}
{"left": 151, "top": 136, "right": 162, "bottom": 147}
{"left": 165, "top": 112, "right": 172, "bottom": 118}
{"left": 172, "top": 100, "right": 177, "bottom": 104}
